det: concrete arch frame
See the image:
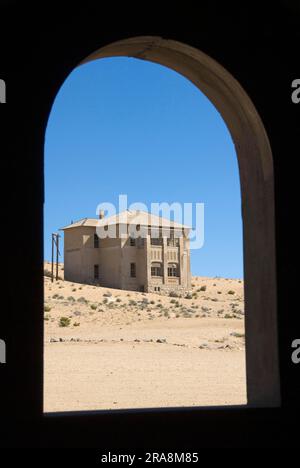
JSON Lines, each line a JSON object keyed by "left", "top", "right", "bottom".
{"left": 76, "top": 36, "right": 280, "bottom": 407}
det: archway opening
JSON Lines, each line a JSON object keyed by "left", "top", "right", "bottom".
{"left": 44, "top": 37, "right": 280, "bottom": 411}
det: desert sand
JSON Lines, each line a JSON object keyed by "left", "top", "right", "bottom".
{"left": 43, "top": 262, "right": 247, "bottom": 412}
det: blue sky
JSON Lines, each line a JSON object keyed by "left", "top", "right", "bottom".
{"left": 44, "top": 57, "right": 243, "bottom": 278}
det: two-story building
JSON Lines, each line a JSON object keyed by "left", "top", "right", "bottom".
{"left": 61, "top": 209, "right": 191, "bottom": 294}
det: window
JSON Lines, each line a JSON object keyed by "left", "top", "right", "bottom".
{"left": 154, "top": 286, "right": 161, "bottom": 292}
{"left": 137, "top": 238, "right": 144, "bottom": 248}
{"left": 167, "top": 237, "right": 179, "bottom": 247}
{"left": 168, "top": 263, "right": 179, "bottom": 277}
{"left": 129, "top": 237, "right": 136, "bottom": 246}
{"left": 94, "top": 233, "right": 99, "bottom": 248}
{"left": 130, "top": 263, "right": 136, "bottom": 277}
{"left": 151, "top": 262, "right": 163, "bottom": 277}
{"left": 150, "top": 237, "right": 163, "bottom": 246}
{"left": 167, "top": 229, "right": 180, "bottom": 247}
{"left": 94, "top": 264, "right": 99, "bottom": 279}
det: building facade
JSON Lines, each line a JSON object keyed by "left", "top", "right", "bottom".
{"left": 61, "top": 210, "right": 191, "bottom": 294}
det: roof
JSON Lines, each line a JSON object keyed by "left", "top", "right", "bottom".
{"left": 60, "top": 210, "right": 191, "bottom": 230}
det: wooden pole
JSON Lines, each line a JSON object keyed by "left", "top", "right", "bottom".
{"left": 51, "top": 233, "right": 54, "bottom": 282}
{"left": 56, "top": 234, "right": 59, "bottom": 281}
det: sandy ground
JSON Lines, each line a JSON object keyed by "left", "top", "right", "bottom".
{"left": 43, "top": 262, "right": 247, "bottom": 412}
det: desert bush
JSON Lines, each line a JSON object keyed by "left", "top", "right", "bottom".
{"left": 129, "top": 300, "right": 137, "bottom": 306}
{"left": 228, "top": 290, "right": 235, "bottom": 295}
{"left": 185, "top": 293, "right": 193, "bottom": 299}
{"left": 103, "top": 291, "right": 112, "bottom": 297}
{"left": 59, "top": 316, "right": 71, "bottom": 327}
{"left": 150, "top": 300, "right": 155, "bottom": 305}
{"left": 199, "top": 285, "right": 206, "bottom": 291}
{"left": 52, "top": 294, "right": 59, "bottom": 299}
{"left": 44, "top": 269, "right": 63, "bottom": 280}
{"left": 235, "top": 309, "right": 244, "bottom": 315}
{"left": 67, "top": 296, "right": 75, "bottom": 302}
{"left": 90, "top": 304, "right": 97, "bottom": 310}
{"left": 230, "top": 332, "right": 244, "bottom": 338}
{"left": 73, "top": 322, "right": 80, "bottom": 327}
{"left": 44, "top": 304, "right": 51, "bottom": 312}
{"left": 116, "top": 298, "right": 122, "bottom": 303}
{"left": 169, "top": 291, "right": 180, "bottom": 298}
{"left": 183, "top": 312, "right": 191, "bottom": 318}
{"left": 170, "top": 299, "right": 176, "bottom": 304}
{"left": 77, "top": 297, "right": 87, "bottom": 303}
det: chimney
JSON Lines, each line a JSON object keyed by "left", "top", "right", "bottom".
{"left": 99, "top": 210, "right": 105, "bottom": 220}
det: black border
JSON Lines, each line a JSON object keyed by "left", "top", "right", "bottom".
{"left": 0, "top": 3, "right": 299, "bottom": 448}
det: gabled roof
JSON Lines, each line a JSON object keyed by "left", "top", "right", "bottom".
{"left": 60, "top": 210, "right": 191, "bottom": 230}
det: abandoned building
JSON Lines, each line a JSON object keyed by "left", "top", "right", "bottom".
{"left": 61, "top": 210, "right": 191, "bottom": 294}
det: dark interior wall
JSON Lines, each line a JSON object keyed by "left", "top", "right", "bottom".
{"left": 0, "top": 3, "right": 299, "bottom": 448}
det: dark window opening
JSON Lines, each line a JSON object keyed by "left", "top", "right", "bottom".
{"left": 130, "top": 263, "right": 136, "bottom": 277}
{"left": 94, "top": 233, "right": 99, "bottom": 248}
{"left": 151, "top": 262, "right": 163, "bottom": 277}
{"left": 168, "top": 263, "right": 179, "bottom": 277}
{"left": 94, "top": 264, "right": 99, "bottom": 279}
{"left": 150, "top": 237, "right": 163, "bottom": 246}
{"left": 167, "top": 235, "right": 180, "bottom": 247}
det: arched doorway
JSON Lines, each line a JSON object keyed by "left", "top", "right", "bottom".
{"left": 45, "top": 36, "right": 280, "bottom": 408}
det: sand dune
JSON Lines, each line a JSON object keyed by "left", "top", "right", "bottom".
{"left": 43, "top": 262, "right": 247, "bottom": 412}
